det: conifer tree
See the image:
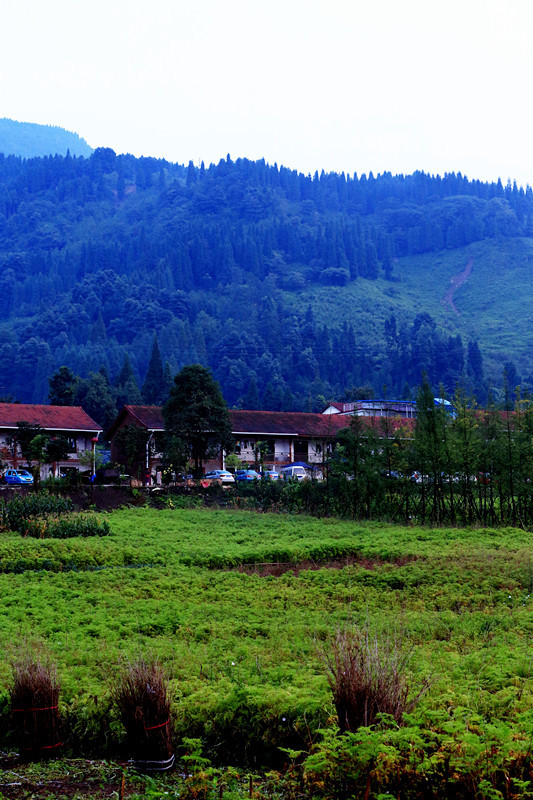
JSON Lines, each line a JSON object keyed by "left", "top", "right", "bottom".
{"left": 49, "top": 366, "right": 78, "bottom": 406}
{"left": 163, "top": 364, "right": 233, "bottom": 475}
{"left": 142, "top": 335, "right": 165, "bottom": 405}
{"left": 115, "top": 354, "right": 142, "bottom": 408}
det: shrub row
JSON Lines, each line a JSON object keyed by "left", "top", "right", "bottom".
{"left": 21, "top": 515, "right": 110, "bottom": 539}
{"left": 0, "top": 492, "right": 73, "bottom": 533}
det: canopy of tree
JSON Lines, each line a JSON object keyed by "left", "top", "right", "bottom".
{"left": 162, "top": 364, "right": 233, "bottom": 474}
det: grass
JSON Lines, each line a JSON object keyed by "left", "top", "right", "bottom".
{"left": 1, "top": 506, "right": 533, "bottom": 792}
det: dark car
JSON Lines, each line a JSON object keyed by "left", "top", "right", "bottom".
{"left": 235, "top": 469, "right": 261, "bottom": 481}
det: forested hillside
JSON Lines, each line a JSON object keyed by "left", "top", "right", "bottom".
{"left": 0, "top": 119, "right": 93, "bottom": 159}
{"left": 0, "top": 145, "right": 532, "bottom": 415}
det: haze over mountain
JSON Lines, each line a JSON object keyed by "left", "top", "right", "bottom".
{"left": 0, "top": 124, "right": 531, "bottom": 421}
{"left": 0, "top": 118, "right": 93, "bottom": 159}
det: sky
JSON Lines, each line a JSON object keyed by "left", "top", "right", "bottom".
{"left": 2, "top": 0, "right": 533, "bottom": 186}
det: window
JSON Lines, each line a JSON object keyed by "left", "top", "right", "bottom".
{"left": 294, "top": 440, "right": 308, "bottom": 460}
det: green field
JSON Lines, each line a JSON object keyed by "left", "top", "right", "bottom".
{"left": 2, "top": 506, "right": 533, "bottom": 796}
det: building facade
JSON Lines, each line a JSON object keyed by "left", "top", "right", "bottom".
{"left": 0, "top": 403, "right": 102, "bottom": 478}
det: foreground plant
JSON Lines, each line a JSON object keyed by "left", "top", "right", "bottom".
{"left": 10, "top": 650, "right": 61, "bottom": 760}
{"left": 113, "top": 656, "right": 174, "bottom": 771}
{"left": 322, "top": 625, "right": 428, "bottom": 732}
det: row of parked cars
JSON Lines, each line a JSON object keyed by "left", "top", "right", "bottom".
{"left": 203, "top": 465, "right": 311, "bottom": 484}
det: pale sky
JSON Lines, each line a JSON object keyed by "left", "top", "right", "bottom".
{"left": 2, "top": 0, "right": 532, "bottom": 186}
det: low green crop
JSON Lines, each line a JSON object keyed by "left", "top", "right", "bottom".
{"left": 0, "top": 506, "right": 532, "bottom": 789}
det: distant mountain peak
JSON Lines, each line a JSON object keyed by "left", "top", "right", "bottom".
{"left": 0, "top": 118, "right": 93, "bottom": 159}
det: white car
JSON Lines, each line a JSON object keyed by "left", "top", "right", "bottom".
{"left": 204, "top": 470, "right": 235, "bottom": 484}
{"left": 280, "top": 465, "right": 307, "bottom": 481}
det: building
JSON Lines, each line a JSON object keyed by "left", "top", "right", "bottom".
{"left": 0, "top": 403, "right": 102, "bottom": 478}
{"left": 230, "top": 410, "right": 348, "bottom": 469}
{"left": 106, "top": 406, "right": 350, "bottom": 482}
{"left": 321, "top": 399, "right": 418, "bottom": 418}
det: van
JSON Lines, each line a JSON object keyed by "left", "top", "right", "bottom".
{"left": 280, "top": 465, "right": 307, "bottom": 481}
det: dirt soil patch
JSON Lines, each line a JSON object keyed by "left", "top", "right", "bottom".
{"left": 64, "top": 486, "right": 146, "bottom": 512}
{"left": 0, "top": 755, "right": 137, "bottom": 799}
{"left": 442, "top": 256, "right": 473, "bottom": 315}
{"left": 233, "top": 553, "right": 418, "bottom": 577}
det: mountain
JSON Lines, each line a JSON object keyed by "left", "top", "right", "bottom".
{"left": 0, "top": 147, "right": 531, "bottom": 412}
{"left": 0, "top": 118, "right": 93, "bottom": 159}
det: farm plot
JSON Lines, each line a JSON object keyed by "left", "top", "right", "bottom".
{"left": 0, "top": 507, "right": 533, "bottom": 792}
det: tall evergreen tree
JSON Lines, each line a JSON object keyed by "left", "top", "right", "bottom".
{"left": 142, "top": 334, "right": 165, "bottom": 405}
{"left": 48, "top": 366, "right": 78, "bottom": 406}
{"left": 115, "top": 354, "right": 143, "bottom": 408}
{"left": 162, "top": 364, "right": 233, "bottom": 475}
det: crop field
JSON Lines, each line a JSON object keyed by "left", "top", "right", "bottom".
{"left": 2, "top": 506, "right": 533, "bottom": 797}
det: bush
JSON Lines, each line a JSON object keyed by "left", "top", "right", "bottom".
{"left": 9, "top": 651, "right": 61, "bottom": 760}
{"left": 112, "top": 657, "right": 173, "bottom": 768}
{"left": 22, "top": 515, "right": 110, "bottom": 539}
{"left": 0, "top": 492, "right": 73, "bottom": 533}
{"left": 322, "top": 626, "right": 428, "bottom": 732}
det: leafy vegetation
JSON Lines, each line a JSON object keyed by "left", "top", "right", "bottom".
{"left": 162, "top": 363, "right": 234, "bottom": 475}
{"left": 0, "top": 506, "right": 532, "bottom": 796}
{"left": 0, "top": 492, "right": 73, "bottom": 532}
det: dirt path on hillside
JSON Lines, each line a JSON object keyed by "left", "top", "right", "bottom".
{"left": 442, "top": 257, "right": 473, "bottom": 315}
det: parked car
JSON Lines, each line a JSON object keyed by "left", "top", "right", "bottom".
{"left": 3, "top": 469, "right": 34, "bottom": 485}
{"left": 204, "top": 470, "right": 235, "bottom": 484}
{"left": 262, "top": 470, "right": 280, "bottom": 481}
{"left": 235, "top": 469, "right": 261, "bottom": 481}
{"left": 410, "top": 471, "right": 432, "bottom": 484}
{"left": 280, "top": 465, "right": 307, "bottom": 481}
{"left": 381, "top": 469, "right": 401, "bottom": 479}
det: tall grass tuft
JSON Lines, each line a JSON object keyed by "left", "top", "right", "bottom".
{"left": 322, "top": 626, "right": 428, "bottom": 732}
{"left": 10, "top": 652, "right": 61, "bottom": 760}
{"left": 113, "top": 657, "right": 174, "bottom": 770}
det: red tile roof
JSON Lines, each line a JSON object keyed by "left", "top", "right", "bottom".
{"left": 106, "top": 406, "right": 415, "bottom": 439}
{"left": 105, "top": 405, "right": 164, "bottom": 438}
{"left": 230, "top": 410, "right": 349, "bottom": 437}
{"left": 0, "top": 404, "right": 102, "bottom": 432}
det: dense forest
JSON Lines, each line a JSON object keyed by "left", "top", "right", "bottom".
{"left": 0, "top": 143, "right": 531, "bottom": 419}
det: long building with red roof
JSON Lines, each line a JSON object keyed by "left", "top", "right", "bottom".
{"left": 107, "top": 406, "right": 414, "bottom": 483}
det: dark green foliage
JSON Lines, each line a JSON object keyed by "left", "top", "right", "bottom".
{"left": 1, "top": 148, "right": 533, "bottom": 408}
{"left": 114, "top": 354, "right": 143, "bottom": 408}
{"left": 163, "top": 364, "right": 233, "bottom": 473}
{"left": 22, "top": 514, "right": 110, "bottom": 539}
{"left": 142, "top": 334, "right": 166, "bottom": 405}
{"left": 48, "top": 366, "right": 78, "bottom": 406}
{"left": 113, "top": 423, "right": 153, "bottom": 482}
{"left": 75, "top": 371, "right": 117, "bottom": 430}
{"left": 44, "top": 436, "right": 74, "bottom": 472}
{"left": 12, "top": 422, "right": 44, "bottom": 468}
{"left": 0, "top": 491, "right": 88, "bottom": 540}
{"left": 0, "top": 492, "right": 73, "bottom": 532}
